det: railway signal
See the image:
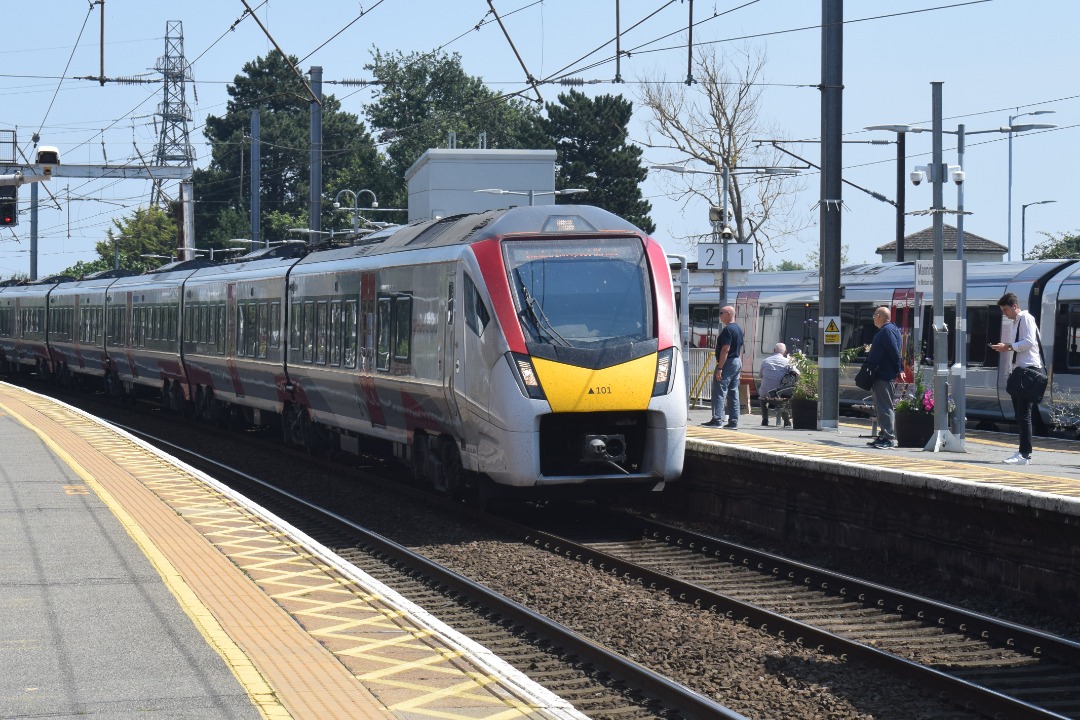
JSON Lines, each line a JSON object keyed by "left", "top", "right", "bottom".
{"left": 0, "top": 186, "right": 16, "bottom": 226}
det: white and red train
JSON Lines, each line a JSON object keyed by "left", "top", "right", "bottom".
{"left": 0, "top": 205, "right": 687, "bottom": 498}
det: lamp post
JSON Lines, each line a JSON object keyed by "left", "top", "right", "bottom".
{"left": 1007, "top": 110, "right": 1056, "bottom": 260}
{"left": 651, "top": 163, "right": 799, "bottom": 307}
{"left": 1021, "top": 200, "right": 1056, "bottom": 261}
{"left": 333, "top": 188, "right": 378, "bottom": 236}
{"left": 863, "top": 124, "right": 920, "bottom": 261}
{"left": 474, "top": 188, "right": 587, "bottom": 206}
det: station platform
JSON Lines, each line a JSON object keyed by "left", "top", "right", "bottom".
{"left": 686, "top": 404, "right": 1080, "bottom": 510}
{"left": 0, "top": 382, "right": 586, "bottom": 720}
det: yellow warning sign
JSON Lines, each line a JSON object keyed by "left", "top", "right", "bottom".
{"left": 823, "top": 316, "right": 841, "bottom": 345}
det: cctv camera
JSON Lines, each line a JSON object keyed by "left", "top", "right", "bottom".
{"left": 910, "top": 170, "right": 925, "bottom": 186}
{"left": 951, "top": 169, "right": 965, "bottom": 185}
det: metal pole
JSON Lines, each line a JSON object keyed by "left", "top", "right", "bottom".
{"left": 250, "top": 109, "right": 261, "bottom": 250}
{"left": 30, "top": 182, "right": 38, "bottom": 280}
{"left": 720, "top": 164, "right": 729, "bottom": 308}
{"left": 953, "top": 124, "right": 968, "bottom": 443}
{"left": 895, "top": 132, "right": 906, "bottom": 262}
{"left": 308, "top": 66, "right": 323, "bottom": 237}
{"left": 528, "top": 189, "right": 535, "bottom": 206}
{"left": 926, "top": 82, "right": 961, "bottom": 452}
{"left": 818, "top": 0, "right": 843, "bottom": 431}
{"left": 352, "top": 191, "right": 360, "bottom": 234}
{"left": 1007, "top": 113, "right": 1015, "bottom": 261}
{"left": 1021, "top": 204, "right": 1027, "bottom": 261}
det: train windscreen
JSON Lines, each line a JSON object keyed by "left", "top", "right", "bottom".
{"left": 504, "top": 237, "right": 653, "bottom": 349}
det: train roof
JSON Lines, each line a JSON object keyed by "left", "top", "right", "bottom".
{"left": 688, "top": 259, "right": 1079, "bottom": 298}
{"left": 294, "top": 205, "right": 646, "bottom": 266}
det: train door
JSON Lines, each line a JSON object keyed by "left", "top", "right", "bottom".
{"left": 891, "top": 288, "right": 916, "bottom": 382}
{"left": 735, "top": 291, "right": 760, "bottom": 383}
{"left": 442, "top": 267, "right": 463, "bottom": 431}
{"left": 358, "top": 271, "right": 385, "bottom": 427}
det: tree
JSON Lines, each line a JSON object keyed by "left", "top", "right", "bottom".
{"left": 638, "top": 45, "right": 812, "bottom": 267}
{"left": 195, "top": 52, "right": 394, "bottom": 245}
{"left": 58, "top": 205, "right": 178, "bottom": 277}
{"left": 364, "top": 48, "right": 545, "bottom": 205}
{"left": 538, "top": 90, "right": 654, "bottom": 233}
{"left": 1027, "top": 230, "right": 1080, "bottom": 260}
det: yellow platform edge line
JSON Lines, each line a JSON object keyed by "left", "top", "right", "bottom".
{"left": 0, "top": 398, "right": 290, "bottom": 720}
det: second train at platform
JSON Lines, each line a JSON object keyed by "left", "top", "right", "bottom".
{"left": 684, "top": 259, "right": 1080, "bottom": 430}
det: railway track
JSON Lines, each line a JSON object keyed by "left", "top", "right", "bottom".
{"left": 112, "top": 422, "right": 745, "bottom": 720}
{"left": 498, "top": 502, "right": 1080, "bottom": 720}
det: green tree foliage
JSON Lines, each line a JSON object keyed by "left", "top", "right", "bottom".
{"left": 364, "top": 48, "right": 545, "bottom": 204}
{"left": 1027, "top": 230, "right": 1080, "bottom": 260}
{"left": 538, "top": 90, "right": 654, "bottom": 233}
{"left": 58, "top": 205, "right": 178, "bottom": 277}
{"left": 195, "top": 52, "right": 394, "bottom": 245}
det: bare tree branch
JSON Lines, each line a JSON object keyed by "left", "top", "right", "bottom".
{"left": 638, "top": 44, "right": 815, "bottom": 269}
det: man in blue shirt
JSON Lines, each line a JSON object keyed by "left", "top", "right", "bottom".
{"left": 863, "top": 306, "right": 904, "bottom": 448}
{"left": 702, "top": 305, "right": 744, "bottom": 429}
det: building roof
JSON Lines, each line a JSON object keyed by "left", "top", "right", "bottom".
{"left": 875, "top": 224, "right": 1006, "bottom": 253}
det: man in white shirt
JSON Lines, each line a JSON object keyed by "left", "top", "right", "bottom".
{"left": 758, "top": 342, "right": 794, "bottom": 427}
{"left": 991, "top": 292, "right": 1043, "bottom": 465}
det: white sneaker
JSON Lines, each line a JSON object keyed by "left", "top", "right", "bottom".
{"left": 1003, "top": 452, "right": 1031, "bottom": 466}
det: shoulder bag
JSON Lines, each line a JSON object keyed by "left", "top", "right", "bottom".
{"left": 1005, "top": 324, "right": 1047, "bottom": 404}
{"left": 854, "top": 364, "right": 876, "bottom": 391}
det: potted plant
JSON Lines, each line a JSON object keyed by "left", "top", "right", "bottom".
{"left": 787, "top": 351, "right": 818, "bottom": 429}
{"left": 893, "top": 366, "right": 950, "bottom": 447}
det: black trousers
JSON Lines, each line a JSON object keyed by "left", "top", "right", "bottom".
{"left": 1011, "top": 393, "right": 1034, "bottom": 457}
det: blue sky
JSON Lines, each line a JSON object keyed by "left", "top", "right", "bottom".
{"left": 0, "top": 0, "right": 1076, "bottom": 278}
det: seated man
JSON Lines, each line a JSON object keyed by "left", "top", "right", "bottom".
{"left": 758, "top": 342, "right": 797, "bottom": 427}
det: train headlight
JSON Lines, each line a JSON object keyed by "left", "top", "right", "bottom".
{"left": 652, "top": 347, "right": 676, "bottom": 397}
{"left": 508, "top": 352, "right": 546, "bottom": 400}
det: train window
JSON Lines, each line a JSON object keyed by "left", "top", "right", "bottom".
{"left": 463, "top": 274, "right": 490, "bottom": 337}
{"left": 257, "top": 302, "right": 268, "bottom": 359}
{"left": 1064, "top": 305, "right": 1080, "bottom": 371}
{"left": 290, "top": 302, "right": 302, "bottom": 351}
{"left": 784, "top": 304, "right": 818, "bottom": 359}
{"left": 393, "top": 295, "right": 412, "bottom": 363}
{"left": 329, "top": 301, "right": 342, "bottom": 366}
{"left": 920, "top": 305, "right": 957, "bottom": 365}
{"left": 269, "top": 302, "right": 281, "bottom": 350}
{"left": 504, "top": 237, "right": 651, "bottom": 348}
{"left": 758, "top": 306, "right": 782, "bottom": 353}
{"left": 235, "top": 305, "right": 244, "bottom": 355}
{"left": 376, "top": 296, "right": 392, "bottom": 371}
{"left": 216, "top": 304, "right": 226, "bottom": 355}
{"left": 302, "top": 302, "right": 315, "bottom": 363}
{"left": 246, "top": 303, "right": 258, "bottom": 358}
{"left": 315, "top": 301, "right": 328, "bottom": 365}
{"left": 344, "top": 300, "right": 358, "bottom": 369}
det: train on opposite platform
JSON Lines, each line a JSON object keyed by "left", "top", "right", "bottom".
{"left": 0, "top": 205, "right": 687, "bottom": 499}
{"left": 683, "top": 259, "right": 1080, "bottom": 430}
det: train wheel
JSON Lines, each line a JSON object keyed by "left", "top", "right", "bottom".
{"left": 434, "top": 439, "right": 463, "bottom": 499}
{"left": 411, "top": 433, "right": 428, "bottom": 482}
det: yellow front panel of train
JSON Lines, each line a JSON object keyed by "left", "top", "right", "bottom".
{"left": 532, "top": 353, "right": 656, "bottom": 412}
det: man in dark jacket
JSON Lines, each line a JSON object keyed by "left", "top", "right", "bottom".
{"left": 863, "top": 306, "right": 903, "bottom": 449}
{"left": 701, "top": 305, "right": 743, "bottom": 429}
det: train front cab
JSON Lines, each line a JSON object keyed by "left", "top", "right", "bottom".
{"left": 472, "top": 213, "right": 686, "bottom": 495}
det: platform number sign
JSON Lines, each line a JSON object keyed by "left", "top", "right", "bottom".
{"left": 823, "top": 316, "right": 841, "bottom": 345}
{"left": 697, "top": 242, "right": 752, "bottom": 271}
